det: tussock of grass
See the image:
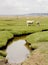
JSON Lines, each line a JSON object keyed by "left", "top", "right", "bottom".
{"left": 26, "top": 31, "right": 48, "bottom": 48}
{"left": 0, "top": 50, "right": 7, "bottom": 57}
{"left": 0, "top": 31, "right": 13, "bottom": 48}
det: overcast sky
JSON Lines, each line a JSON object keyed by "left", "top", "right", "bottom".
{"left": 0, "top": 0, "right": 48, "bottom": 15}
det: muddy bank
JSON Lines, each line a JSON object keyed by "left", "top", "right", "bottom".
{"left": 0, "top": 59, "right": 22, "bottom": 65}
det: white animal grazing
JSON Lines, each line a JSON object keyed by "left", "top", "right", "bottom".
{"left": 26, "top": 20, "right": 34, "bottom": 26}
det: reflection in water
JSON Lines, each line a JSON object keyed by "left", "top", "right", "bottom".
{"left": 6, "top": 40, "right": 30, "bottom": 64}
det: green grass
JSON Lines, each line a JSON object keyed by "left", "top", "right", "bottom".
{"left": 0, "top": 31, "right": 13, "bottom": 48}
{"left": 0, "top": 56, "right": 4, "bottom": 59}
{"left": 0, "top": 50, "right": 7, "bottom": 57}
{"left": 0, "top": 16, "right": 48, "bottom": 62}
{"left": 0, "top": 50, "right": 7, "bottom": 59}
{"left": 26, "top": 31, "right": 48, "bottom": 48}
{"left": 26, "top": 31, "right": 48, "bottom": 43}
{"left": 0, "top": 16, "right": 48, "bottom": 36}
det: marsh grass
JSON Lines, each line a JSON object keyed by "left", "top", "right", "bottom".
{"left": 0, "top": 16, "right": 48, "bottom": 60}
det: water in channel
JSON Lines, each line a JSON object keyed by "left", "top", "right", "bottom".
{"left": 6, "top": 39, "right": 30, "bottom": 64}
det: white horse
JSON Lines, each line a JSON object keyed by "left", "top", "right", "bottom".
{"left": 26, "top": 20, "right": 34, "bottom": 26}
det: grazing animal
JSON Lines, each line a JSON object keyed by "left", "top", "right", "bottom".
{"left": 26, "top": 20, "right": 34, "bottom": 26}
{"left": 36, "top": 21, "right": 40, "bottom": 25}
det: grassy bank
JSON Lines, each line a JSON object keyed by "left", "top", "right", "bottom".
{"left": 0, "top": 50, "right": 7, "bottom": 57}
{"left": 23, "top": 30, "right": 48, "bottom": 65}
{"left": 22, "top": 42, "right": 48, "bottom": 65}
{"left": 26, "top": 31, "right": 48, "bottom": 48}
{"left": 0, "top": 31, "right": 13, "bottom": 58}
{"left": 0, "top": 31, "right": 13, "bottom": 48}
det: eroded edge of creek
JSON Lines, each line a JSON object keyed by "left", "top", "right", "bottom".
{"left": 0, "top": 33, "right": 35, "bottom": 65}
